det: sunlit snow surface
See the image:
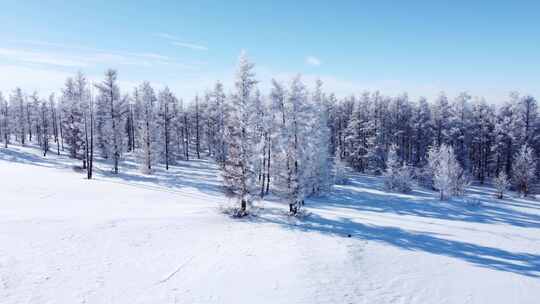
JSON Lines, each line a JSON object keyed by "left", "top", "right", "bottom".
{"left": 1, "top": 144, "right": 539, "bottom": 304}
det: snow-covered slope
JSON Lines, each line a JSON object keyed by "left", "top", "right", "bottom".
{"left": 1, "top": 145, "right": 539, "bottom": 304}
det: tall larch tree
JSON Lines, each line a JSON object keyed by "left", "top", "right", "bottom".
{"left": 222, "top": 51, "right": 259, "bottom": 215}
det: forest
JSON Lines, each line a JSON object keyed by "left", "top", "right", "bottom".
{"left": 0, "top": 52, "right": 538, "bottom": 215}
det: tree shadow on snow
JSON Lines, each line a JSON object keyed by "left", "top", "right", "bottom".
{"left": 252, "top": 213, "right": 540, "bottom": 278}
{"left": 1, "top": 145, "right": 225, "bottom": 199}
{"left": 93, "top": 156, "right": 225, "bottom": 198}
{"left": 310, "top": 174, "right": 540, "bottom": 229}
{"left": 0, "top": 145, "right": 73, "bottom": 170}
{"left": 250, "top": 172, "right": 540, "bottom": 278}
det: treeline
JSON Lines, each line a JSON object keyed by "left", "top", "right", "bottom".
{"left": 0, "top": 52, "right": 538, "bottom": 215}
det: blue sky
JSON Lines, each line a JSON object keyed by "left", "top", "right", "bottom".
{"left": 1, "top": 0, "right": 539, "bottom": 102}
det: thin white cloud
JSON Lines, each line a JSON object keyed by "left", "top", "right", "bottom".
{"left": 306, "top": 56, "right": 321, "bottom": 67}
{"left": 154, "top": 32, "right": 208, "bottom": 51}
{"left": 0, "top": 48, "right": 88, "bottom": 68}
{"left": 12, "top": 39, "right": 170, "bottom": 61}
{"left": 171, "top": 41, "right": 208, "bottom": 51}
{"left": 10, "top": 40, "right": 182, "bottom": 68}
{"left": 1, "top": 40, "right": 205, "bottom": 69}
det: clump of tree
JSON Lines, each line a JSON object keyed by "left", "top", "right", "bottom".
{"left": 427, "top": 144, "right": 467, "bottom": 200}
{"left": 4, "top": 53, "right": 540, "bottom": 212}
{"left": 494, "top": 171, "right": 510, "bottom": 199}
{"left": 333, "top": 147, "right": 348, "bottom": 185}
{"left": 512, "top": 145, "right": 536, "bottom": 197}
{"left": 383, "top": 145, "right": 413, "bottom": 193}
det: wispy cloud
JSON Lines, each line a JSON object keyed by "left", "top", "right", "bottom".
{"left": 155, "top": 33, "right": 208, "bottom": 51}
{"left": 12, "top": 40, "right": 174, "bottom": 64}
{"left": 171, "top": 42, "right": 208, "bottom": 51}
{"left": 0, "top": 48, "right": 88, "bottom": 68}
{"left": 305, "top": 56, "right": 321, "bottom": 67}
{"left": 2, "top": 40, "right": 208, "bottom": 71}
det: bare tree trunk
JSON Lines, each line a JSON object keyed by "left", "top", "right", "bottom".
{"left": 2, "top": 102, "right": 7, "bottom": 148}
{"left": 131, "top": 105, "right": 136, "bottom": 150}
{"left": 265, "top": 136, "right": 271, "bottom": 194}
{"left": 195, "top": 99, "right": 200, "bottom": 159}
{"left": 146, "top": 118, "right": 151, "bottom": 172}
{"left": 27, "top": 103, "right": 32, "bottom": 142}
{"left": 184, "top": 114, "right": 189, "bottom": 161}
{"left": 84, "top": 110, "right": 89, "bottom": 172}
{"left": 59, "top": 112, "right": 64, "bottom": 151}
{"left": 42, "top": 107, "right": 48, "bottom": 157}
{"left": 51, "top": 105, "right": 60, "bottom": 155}
{"left": 109, "top": 89, "right": 119, "bottom": 174}
{"left": 240, "top": 199, "right": 247, "bottom": 213}
{"left": 165, "top": 101, "right": 169, "bottom": 170}
{"left": 86, "top": 92, "right": 94, "bottom": 179}
{"left": 260, "top": 139, "right": 266, "bottom": 198}
{"left": 89, "top": 101, "right": 94, "bottom": 179}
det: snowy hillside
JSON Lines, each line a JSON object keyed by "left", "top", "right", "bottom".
{"left": 1, "top": 144, "right": 539, "bottom": 304}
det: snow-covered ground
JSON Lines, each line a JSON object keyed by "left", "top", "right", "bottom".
{"left": 1, "top": 145, "right": 539, "bottom": 304}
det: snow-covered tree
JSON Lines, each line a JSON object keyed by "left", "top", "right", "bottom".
{"left": 207, "top": 81, "right": 227, "bottom": 165}
{"left": 95, "top": 69, "right": 126, "bottom": 173}
{"left": 344, "top": 92, "right": 373, "bottom": 172}
{"left": 431, "top": 92, "right": 452, "bottom": 147}
{"left": 512, "top": 145, "right": 536, "bottom": 197}
{"left": 366, "top": 92, "right": 388, "bottom": 174}
{"left": 384, "top": 145, "right": 413, "bottom": 193}
{"left": 135, "top": 82, "right": 158, "bottom": 174}
{"left": 10, "top": 88, "right": 26, "bottom": 146}
{"left": 282, "top": 75, "right": 312, "bottom": 215}
{"left": 28, "top": 92, "right": 41, "bottom": 144}
{"left": 83, "top": 90, "right": 95, "bottom": 179}
{"left": 494, "top": 171, "right": 510, "bottom": 199}
{"left": 261, "top": 79, "right": 288, "bottom": 196}
{"left": 126, "top": 100, "right": 136, "bottom": 152}
{"left": 411, "top": 97, "right": 432, "bottom": 166}
{"left": 249, "top": 89, "right": 268, "bottom": 197}
{"left": 308, "top": 79, "right": 333, "bottom": 194}
{"left": 184, "top": 95, "right": 204, "bottom": 161}
{"left": 494, "top": 100, "right": 522, "bottom": 175}
{"left": 388, "top": 93, "right": 413, "bottom": 164}
{"left": 157, "top": 87, "right": 177, "bottom": 169}
{"left": 48, "top": 94, "right": 60, "bottom": 155}
{"left": 0, "top": 92, "right": 9, "bottom": 148}
{"left": 428, "top": 144, "right": 465, "bottom": 200}
{"left": 38, "top": 98, "right": 51, "bottom": 156}
{"left": 449, "top": 92, "right": 472, "bottom": 169}
{"left": 61, "top": 74, "right": 87, "bottom": 165}
{"left": 517, "top": 94, "right": 538, "bottom": 146}
{"left": 171, "top": 97, "right": 187, "bottom": 161}
{"left": 469, "top": 99, "right": 495, "bottom": 183}
{"left": 222, "top": 51, "right": 259, "bottom": 215}
{"left": 333, "top": 147, "right": 348, "bottom": 185}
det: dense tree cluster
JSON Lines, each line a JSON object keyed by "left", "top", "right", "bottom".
{"left": 1, "top": 53, "right": 539, "bottom": 213}
{"left": 334, "top": 90, "right": 539, "bottom": 198}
